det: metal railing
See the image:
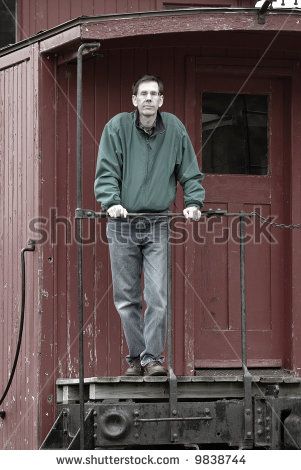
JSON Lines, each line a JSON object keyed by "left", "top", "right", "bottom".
{"left": 257, "top": 0, "right": 301, "bottom": 7}
{"left": 75, "top": 208, "right": 255, "bottom": 447}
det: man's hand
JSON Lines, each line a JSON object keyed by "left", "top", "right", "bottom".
{"left": 107, "top": 204, "right": 128, "bottom": 218}
{"left": 183, "top": 206, "right": 202, "bottom": 221}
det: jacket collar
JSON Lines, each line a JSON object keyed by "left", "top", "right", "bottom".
{"left": 135, "top": 110, "right": 166, "bottom": 136}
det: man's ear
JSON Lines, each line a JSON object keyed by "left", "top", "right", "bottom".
{"left": 132, "top": 95, "right": 138, "bottom": 107}
{"left": 158, "top": 95, "right": 164, "bottom": 108}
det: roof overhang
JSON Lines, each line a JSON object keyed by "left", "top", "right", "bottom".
{"left": 1, "top": 8, "right": 301, "bottom": 58}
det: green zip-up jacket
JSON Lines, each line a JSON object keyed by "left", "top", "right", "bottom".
{"left": 94, "top": 111, "right": 205, "bottom": 212}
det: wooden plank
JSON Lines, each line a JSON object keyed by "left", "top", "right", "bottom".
{"left": 47, "top": 0, "right": 59, "bottom": 30}
{"left": 283, "top": 377, "right": 301, "bottom": 384}
{"left": 106, "top": 48, "right": 123, "bottom": 376}
{"left": 82, "top": 12, "right": 301, "bottom": 43}
{"left": 39, "top": 26, "right": 81, "bottom": 53}
{"left": 89, "top": 383, "right": 167, "bottom": 400}
{"left": 94, "top": 52, "right": 110, "bottom": 376}
{"left": 183, "top": 55, "right": 196, "bottom": 376}
{"left": 70, "top": 0, "right": 83, "bottom": 18}
{"left": 82, "top": 53, "right": 97, "bottom": 378}
{"left": 119, "top": 376, "right": 145, "bottom": 383}
{"left": 55, "top": 375, "right": 301, "bottom": 404}
{"left": 17, "top": 0, "right": 30, "bottom": 40}
{"left": 195, "top": 359, "right": 283, "bottom": 368}
{"left": 58, "top": 0, "right": 71, "bottom": 24}
{"left": 290, "top": 67, "right": 301, "bottom": 375}
{"left": 36, "top": 0, "right": 48, "bottom": 32}
{"left": 0, "top": 48, "right": 30, "bottom": 72}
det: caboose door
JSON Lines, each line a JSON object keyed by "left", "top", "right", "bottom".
{"left": 184, "top": 60, "right": 288, "bottom": 371}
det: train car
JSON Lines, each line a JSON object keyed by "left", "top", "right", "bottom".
{"left": 1, "top": 1, "right": 301, "bottom": 449}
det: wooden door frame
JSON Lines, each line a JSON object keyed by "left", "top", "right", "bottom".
{"left": 184, "top": 55, "right": 301, "bottom": 375}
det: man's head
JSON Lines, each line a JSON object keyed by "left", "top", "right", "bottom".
{"left": 132, "top": 75, "right": 164, "bottom": 120}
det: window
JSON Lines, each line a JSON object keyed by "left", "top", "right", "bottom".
{"left": 0, "top": 0, "right": 16, "bottom": 49}
{"left": 201, "top": 92, "right": 268, "bottom": 175}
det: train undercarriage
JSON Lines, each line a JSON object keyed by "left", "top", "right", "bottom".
{"left": 41, "top": 369, "right": 301, "bottom": 450}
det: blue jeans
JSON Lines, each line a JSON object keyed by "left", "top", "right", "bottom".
{"left": 106, "top": 216, "right": 168, "bottom": 366}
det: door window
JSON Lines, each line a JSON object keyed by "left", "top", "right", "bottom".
{"left": 202, "top": 92, "right": 268, "bottom": 175}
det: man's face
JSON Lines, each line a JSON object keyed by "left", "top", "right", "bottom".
{"left": 132, "top": 81, "right": 163, "bottom": 118}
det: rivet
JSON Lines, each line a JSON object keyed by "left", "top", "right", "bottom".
{"left": 173, "top": 433, "right": 178, "bottom": 439}
{"left": 204, "top": 408, "right": 210, "bottom": 414}
{"left": 257, "top": 419, "right": 263, "bottom": 425}
{"left": 93, "top": 434, "right": 97, "bottom": 439}
{"left": 93, "top": 411, "right": 97, "bottom": 417}
{"left": 134, "top": 410, "right": 139, "bottom": 417}
{"left": 172, "top": 410, "right": 177, "bottom": 416}
{"left": 257, "top": 429, "right": 263, "bottom": 436}
{"left": 134, "top": 433, "right": 139, "bottom": 439}
{"left": 257, "top": 408, "right": 262, "bottom": 414}
{"left": 247, "top": 431, "right": 252, "bottom": 438}
{"left": 93, "top": 422, "right": 97, "bottom": 428}
{"left": 266, "top": 416, "right": 270, "bottom": 422}
{"left": 266, "top": 426, "right": 270, "bottom": 432}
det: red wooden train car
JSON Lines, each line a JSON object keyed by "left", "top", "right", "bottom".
{"left": 1, "top": 1, "right": 301, "bottom": 449}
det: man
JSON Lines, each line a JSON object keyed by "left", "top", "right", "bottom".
{"left": 94, "top": 75, "right": 205, "bottom": 376}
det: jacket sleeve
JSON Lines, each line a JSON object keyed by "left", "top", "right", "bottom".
{"left": 176, "top": 132, "right": 205, "bottom": 208}
{"left": 94, "top": 122, "right": 123, "bottom": 210}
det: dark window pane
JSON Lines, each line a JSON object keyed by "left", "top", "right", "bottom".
{"left": 0, "top": 0, "right": 16, "bottom": 49}
{"left": 202, "top": 93, "right": 268, "bottom": 175}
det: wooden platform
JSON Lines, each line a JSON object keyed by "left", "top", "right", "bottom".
{"left": 195, "top": 368, "right": 301, "bottom": 381}
{"left": 56, "top": 369, "right": 301, "bottom": 404}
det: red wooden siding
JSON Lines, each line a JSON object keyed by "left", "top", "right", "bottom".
{"left": 34, "top": 33, "right": 301, "bottom": 445}
{"left": 17, "top": 0, "right": 256, "bottom": 40}
{"left": 0, "top": 45, "right": 40, "bottom": 449}
{"left": 39, "top": 33, "right": 299, "bottom": 386}
{"left": 1, "top": 12, "right": 301, "bottom": 448}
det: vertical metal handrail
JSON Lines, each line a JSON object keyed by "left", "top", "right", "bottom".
{"left": 76, "top": 42, "right": 100, "bottom": 450}
{"left": 167, "top": 221, "right": 173, "bottom": 372}
{"left": 0, "top": 239, "right": 36, "bottom": 418}
{"left": 167, "top": 219, "right": 178, "bottom": 442}
{"left": 239, "top": 214, "right": 253, "bottom": 447}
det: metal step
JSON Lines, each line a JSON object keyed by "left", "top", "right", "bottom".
{"left": 40, "top": 408, "right": 94, "bottom": 449}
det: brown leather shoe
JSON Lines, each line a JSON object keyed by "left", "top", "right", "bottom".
{"left": 143, "top": 361, "right": 167, "bottom": 376}
{"left": 124, "top": 358, "right": 143, "bottom": 376}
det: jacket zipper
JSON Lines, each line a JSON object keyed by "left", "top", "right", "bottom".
{"left": 144, "top": 136, "right": 151, "bottom": 206}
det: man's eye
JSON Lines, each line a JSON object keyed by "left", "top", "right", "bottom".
{"left": 139, "top": 92, "right": 159, "bottom": 97}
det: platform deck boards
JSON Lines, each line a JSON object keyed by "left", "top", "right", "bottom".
{"left": 56, "top": 369, "right": 301, "bottom": 404}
